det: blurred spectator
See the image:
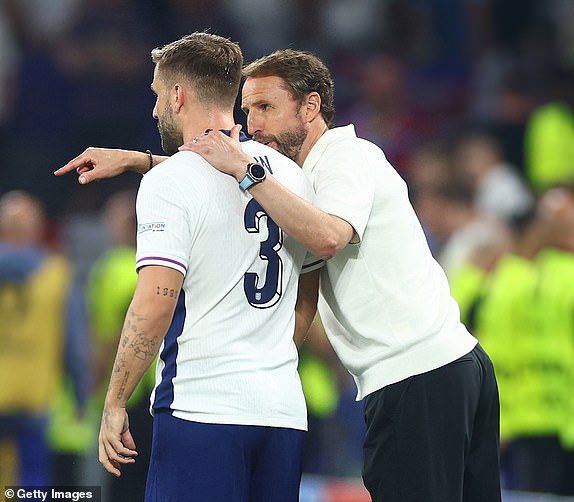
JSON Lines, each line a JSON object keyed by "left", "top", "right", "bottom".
{"left": 535, "top": 184, "right": 574, "bottom": 496}
{"left": 407, "top": 140, "right": 454, "bottom": 194}
{"left": 407, "top": 141, "right": 457, "bottom": 253}
{"left": 85, "top": 190, "right": 153, "bottom": 501}
{"left": 0, "top": 191, "right": 90, "bottom": 485}
{"left": 413, "top": 183, "right": 509, "bottom": 278}
{"left": 524, "top": 66, "right": 574, "bottom": 191}
{"left": 451, "top": 192, "right": 574, "bottom": 495}
{"left": 452, "top": 131, "right": 534, "bottom": 223}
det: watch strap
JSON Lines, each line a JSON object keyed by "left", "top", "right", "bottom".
{"left": 239, "top": 174, "right": 256, "bottom": 191}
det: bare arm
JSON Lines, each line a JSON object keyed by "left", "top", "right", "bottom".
{"left": 99, "top": 265, "right": 183, "bottom": 477}
{"left": 294, "top": 268, "right": 320, "bottom": 347}
{"left": 54, "top": 147, "right": 169, "bottom": 184}
{"left": 183, "top": 127, "right": 354, "bottom": 260}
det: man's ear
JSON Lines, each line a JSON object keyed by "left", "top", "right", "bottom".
{"left": 305, "top": 92, "right": 322, "bottom": 122}
{"left": 173, "top": 83, "right": 185, "bottom": 113}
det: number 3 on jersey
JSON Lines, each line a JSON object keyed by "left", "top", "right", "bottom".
{"left": 243, "top": 199, "right": 283, "bottom": 308}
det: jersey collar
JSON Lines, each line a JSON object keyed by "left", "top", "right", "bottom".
{"left": 219, "top": 129, "right": 250, "bottom": 142}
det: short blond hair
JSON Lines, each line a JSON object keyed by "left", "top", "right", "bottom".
{"left": 151, "top": 32, "right": 243, "bottom": 109}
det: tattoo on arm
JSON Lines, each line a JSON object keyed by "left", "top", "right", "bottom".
{"left": 130, "top": 337, "right": 157, "bottom": 360}
{"left": 156, "top": 286, "right": 179, "bottom": 298}
{"left": 116, "top": 370, "right": 131, "bottom": 401}
{"left": 103, "top": 407, "right": 110, "bottom": 427}
{"left": 108, "top": 301, "right": 170, "bottom": 406}
{"left": 113, "top": 356, "right": 127, "bottom": 373}
{"left": 119, "top": 307, "right": 158, "bottom": 361}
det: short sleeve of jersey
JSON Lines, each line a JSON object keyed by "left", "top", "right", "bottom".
{"left": 313, "top": 138, "right": 374, "bottom": 243}
{"left": 135, "top": 171, "right": 192, "bottom": 276}
{"left": 301, "top": 251, "right": 324, "bottom": 274}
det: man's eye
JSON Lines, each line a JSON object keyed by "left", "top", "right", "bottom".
{"left": 260, "top": 104, "right": 269, "bottom": 111}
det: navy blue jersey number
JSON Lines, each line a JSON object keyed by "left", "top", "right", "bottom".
{"left": 244, "top": 199, "right": 283, "bottom": 308}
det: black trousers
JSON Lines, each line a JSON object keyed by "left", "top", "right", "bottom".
{"left": 362, "top": 344, "right": 501, "bottom": 502}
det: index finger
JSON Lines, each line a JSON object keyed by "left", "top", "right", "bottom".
{"left": 54, "top": 151, "right": 92, "bottom": 176}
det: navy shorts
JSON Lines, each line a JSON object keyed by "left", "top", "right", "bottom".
{"left": 362, "top": 344, "right": 501, "bottom": 502}
{"left": 144, "top": 412, "right": 305, "bottom": 502}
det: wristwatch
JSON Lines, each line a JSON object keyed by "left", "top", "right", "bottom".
{"left": 239, "top": 162, "right": 267, "bottom": 191}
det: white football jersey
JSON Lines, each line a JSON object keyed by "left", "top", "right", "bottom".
{"left": 135, "top": 135, "right": 313, "bottom": 431}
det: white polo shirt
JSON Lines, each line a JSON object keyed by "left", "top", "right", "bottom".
{"left": 136, "top": 138, "right": 313, "bottom": 430}
{"left": 302, "top": 125, "right": 477, "bottom": 400}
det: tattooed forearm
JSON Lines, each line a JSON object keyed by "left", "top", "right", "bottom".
{"left": 113, "top": 356, "right": 127, "bottom": 373}
{"left": 116, "top": 370, "right": 131, "bottom": 401}
{"left": 127, "top": 307, "right": 148, "bottom": 323}
{"left": 105, "top": 279, "right": 178, "bottom": 408}
{"left": 130, "top": 337, "right": 158, "bottom": 360}
{"left": 119, "top": 307, "right": 158, "bottom": 361}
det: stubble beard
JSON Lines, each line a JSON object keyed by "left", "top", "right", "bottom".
{"left": 254, "top": 122, "right": 307, "bottom": 162}
{"left": 274, "top": 128, "right": 307, "bottom": 162}
{"left": 158, "top": 106, "right": 183, "bottom": 156}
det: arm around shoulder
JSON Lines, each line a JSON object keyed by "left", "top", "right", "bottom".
{"left": 54, "top": 147, "right": 169, "bottom": 184}
{"left": 249, "top": 175, "right": 355, "bottom": 260}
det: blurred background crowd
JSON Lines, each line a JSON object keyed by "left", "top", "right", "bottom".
{"left": 1, "top": 0, "right": 574, "bottom": 499}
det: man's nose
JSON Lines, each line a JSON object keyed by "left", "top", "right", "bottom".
{"left": 246, "top": 115, "right": 259, "bottom": 136}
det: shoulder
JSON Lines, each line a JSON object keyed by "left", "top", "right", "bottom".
{"left": 310, "top": 128, "right": 386, "bottom": 174}
{"left": 139, "top": 151, "right": 210, "bottom": 197}
{"left": 144, "top": 151, "right": 205, "bottom": 180}
{"left": 309, "top": 125, "right": 373, "bottom": 164}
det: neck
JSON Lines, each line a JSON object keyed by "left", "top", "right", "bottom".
{"left": 182, "top": 109, "right": 236, "bottom": 145}
{"left": 295, "top": 119, "right": 329, "bottom": 167}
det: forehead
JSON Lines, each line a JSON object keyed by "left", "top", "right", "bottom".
{"left": 241, "top": 75, "right": 295, "bottom": 106}
{"left": 151, "top": 64, "right": 170, "bottom": 89}
{"left": 151, "top": 65, "right": 161, "bottom": 88}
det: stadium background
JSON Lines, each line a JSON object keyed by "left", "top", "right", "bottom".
{"left": 1, "top": 0, "right": 574, "bottom": 500}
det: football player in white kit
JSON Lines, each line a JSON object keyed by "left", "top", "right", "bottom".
{"left": 94, "top": 33, "right": 314, "bottom": 502}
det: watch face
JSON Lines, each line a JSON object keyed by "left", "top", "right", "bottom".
{"left": 249, "top": 163, "right": 266, "bottom": 181}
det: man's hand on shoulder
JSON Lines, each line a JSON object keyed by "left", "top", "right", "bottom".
{"left": 180, "top": 124, "right": 252, "bottom": 182}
